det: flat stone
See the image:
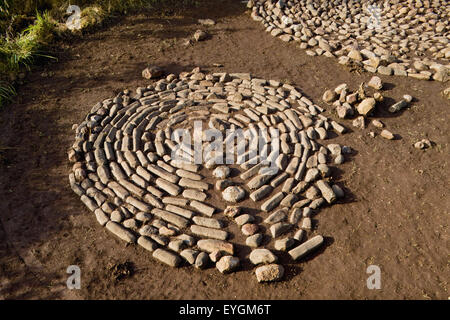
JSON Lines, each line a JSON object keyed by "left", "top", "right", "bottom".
{"left": 216, "top": 256, "right": 240, "bottom": 273}
{"left": 142, "top": 66, "right": 163, "bottom": 79}
{"left": 246, "top": 233, "right": 263, "bottom": 247}
{"left": 274, "top": 237, "right": 295, "bottom": 251}
{"left": 357, "top": 98, "right": 376, "bottom": 116}
{"left": 242, "top": 223, "right": 259, "bottom": 236}
{"left": 249, "top": 249, "right": 278, "bottom": 265}
{"left": 380, "top": 129, "right": 395, "bottom": 140}
{"left": 255, "top": 264, "right": 284, "bottom": 282}
{"left": 235, "top": 214, "right": 255, "bottom": 226}
{"left": 367, "top": 76, "right": 383, "bottom": 90}
{"left": 222, "top": 186, "right": 246, "bottom": 202}
{"left": 197, "top": 239, "right": 234, "bottom": 255}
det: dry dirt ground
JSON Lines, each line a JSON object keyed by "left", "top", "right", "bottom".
{"left": 0, "top": 0, "right": 448, "bottom": 299}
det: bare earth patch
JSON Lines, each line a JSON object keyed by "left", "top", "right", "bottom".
{"left": 0, "top": 0, "right": 448, "bottom": 299}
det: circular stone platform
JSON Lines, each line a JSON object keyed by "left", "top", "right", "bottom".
{"left": 68, "top": 68, "right": 349, "bottom": 281}
{"left": 249, "top": 0, "right": 449, "bottom": 81}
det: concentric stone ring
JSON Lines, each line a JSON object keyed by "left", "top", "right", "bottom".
{"left": 68, "top": 68, "right": 349, "bottom": 282}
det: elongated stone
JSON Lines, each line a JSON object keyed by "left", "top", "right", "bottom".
{"left": 151, "top": 208, "right": 189, "bottom": 228}
{"left": 94, "top": 208, "right": 109, "bottom": 226}
{"left": 288, "top": 235, "right": 324, "bottom": 260}
{"left": 81, "top": 195, "right": 98, "bottom": 212}
{"left": 197, "top": 239, "right": 234, "bottom": 255}
{"left": 153, "top": 248, "right": 182, "bottom": 267}
{"left": 261, "top": 192, "right": 284, "bottom": 212}
{"left": 165, "top": 204, "right": 195, "bottom": 219}
{"left": 285, "top": 157, "right": 300, "bottom": 175}
{"left": 156, "top": 178, "right": 181, "bottom": 196}
{"left": 316, "top": 180, "right": 337, "bottom": 204}
{"left": 270, "top": 172, "right": 289, "bottom": 187}
{"left": 247, "top": 174, "right": 273, "bottom": 189}
{"left": 176, "top": 169, "right": 202, "bottom": 181}
{"left": 182, "top": 189, "right": 207, "bottom": 201}
{"left": 190, "top": 200, "right": 215, "bottom": 217}
{"left": 171, "top": 159, "right": 199, "bottom": 172}
{"left": 240, "top": 161, "right": 268, "bottom": 179}
{"left": 137, "top": 236, "right": 158, "bottom": 252}
{"left": 193, "top": 216, "right": 223, "bottom": 229}
{"left": 191, "top": 225, "right": 228, "bottom": 240}
{"left": 143, "top": 193, "right": 163, "bottom": 208}
{"left": 105, "top": 221, "right": 136, "bottom": 243}
{"left": 179, "top": 178, "right": 209, "bottom": 190}
{"left": 148, "top": 164, "right": 179, "bottom": 184}
{"left": 162, "top": 197, "right": 189, "bottom": 206}
{"left": 250, "top": 185, "right": 273, "bottom": 201}
{"left": 126, "top": 196, "right": 152, "bottom": 212}
{"left": 264, "top": 208, "right": 288, "bottom": 224}
{"left": 120, "top": 180, "right": 145, "bottom": 197}
{"left": 270, "top": 222, "right": 291, "bottom": 238}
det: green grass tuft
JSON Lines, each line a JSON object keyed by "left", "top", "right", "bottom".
{"left": 0, "top": 80, "right": 16, "bottom": 106}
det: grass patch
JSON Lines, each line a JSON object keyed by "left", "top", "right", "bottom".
{"left": 0, "top": 0, "right": 201, "bottom": 108}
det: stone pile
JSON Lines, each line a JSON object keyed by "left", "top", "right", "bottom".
{"left": 322, "top": 76, "right": 412, "bottom": 140}
{"left": 248, "top": 0, "right": 449, "bottom": 81}
{"left": 68, "top": 67, "right": 350, "bottom": 282}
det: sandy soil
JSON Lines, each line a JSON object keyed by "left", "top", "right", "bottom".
{"left": 0, "top": 0, "right": 448, "bottom": 299}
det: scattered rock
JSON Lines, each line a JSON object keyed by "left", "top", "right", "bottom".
{"left": 442, "top": 87, "right": 450, "bottom": 100}
{"left": 142, "top": 66, "right": 164, "bottom": 79}
{"left": 357, "top": 98, "right": 376, "bottom": 116}
{"left": 414, "top": 139, "right": 432, "bottom": 150}
{"left": 380, "top": 129, "right": 395, "bottom": 140}
{"left": 388, "top": 100, "right": 409, "bottom": 113}
{"left": 372, "top": 119, "right": 384, "bottom": 128}
{"left": 198, "top": 19, "right": 215, "bottom": 26}
{"left": 322, "top": 89, "right": 337, "bottom": 103}
{"left": 194, "top": 30, "right": 208, "bottom": 42}
{"left": 367, "top": 76, "right": 383, "bottom": 90}
{"left": 352, "top": 116, "right": 365, "bottom": 129}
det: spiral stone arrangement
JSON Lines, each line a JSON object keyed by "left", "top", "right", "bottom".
{"left": 248, "top": 0, "right": 449, "bottom": 81}
{"left": 68, "top": 68, "right": 349, "bottom": 282}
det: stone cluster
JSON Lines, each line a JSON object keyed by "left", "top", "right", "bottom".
{"left": 68, "top": 68, "right": 349, "bottom": 282}
{"left": 248, "top": 0, "right": 449, "bottom": 81}
{"left": 322, "top": 76, "right": 408, "bottom": 140}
